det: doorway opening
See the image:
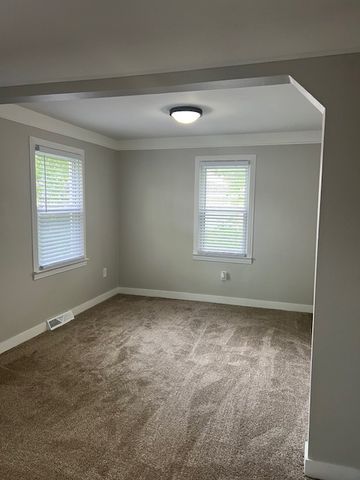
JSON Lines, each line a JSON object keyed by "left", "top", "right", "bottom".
{"left": 0, "top": 73, "right": 325, "bottom": 478}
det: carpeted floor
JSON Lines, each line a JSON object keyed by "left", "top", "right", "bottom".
{"left": 0, "top": 295, "right": 312, "bottom": 480}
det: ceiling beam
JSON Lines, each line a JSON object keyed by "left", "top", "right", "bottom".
{"left": 0, "top": 68, "right": 290, "bottom": 104}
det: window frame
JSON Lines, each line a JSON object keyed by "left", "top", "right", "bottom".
{"left": 29, "top": 137, "right": 87, "bottom": 280}
{"left": 193, "top": 154, "right": 256, "bottom": 264}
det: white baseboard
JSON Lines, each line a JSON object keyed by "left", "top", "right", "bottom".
{"left": 117, "top": 287, "right": 313, "bottom": 313}
{"left": 72, "top": 288, "right": 119, "bottom": 316}
{"left": 0, "top": 286, "right": 312, "bottom": 355}
{"left": 0, "top": 288, "right": 119, "bottom": 355}
{"left": 304, "top": 441, "right": 360, "bottom": 480}
{"left": 0, "top": 322, "right": 48, "bottom": 355}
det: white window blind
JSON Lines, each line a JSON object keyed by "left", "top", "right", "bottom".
{"left": 32, "top": 142, "right": 85, "bottom": 272}
{"left": 194, "top": 157, "right": 255, "bottom": 262}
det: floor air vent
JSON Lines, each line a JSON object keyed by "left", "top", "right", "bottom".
{"left": 47, "top": 311, "right": 74, "bottom": 331}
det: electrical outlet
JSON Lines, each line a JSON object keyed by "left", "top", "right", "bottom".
{"left": 220, "top": 271, "right": 228, "bottom": 281}
{"left": 102, "top": 267, "right": 108, "bottom": 278}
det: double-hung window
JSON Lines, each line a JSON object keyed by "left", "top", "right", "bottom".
{"left": 193, "top": 155, "right": 256, "bottom": 263}
{"left": 30, "top": 138, "right": 86, "bottom": 279}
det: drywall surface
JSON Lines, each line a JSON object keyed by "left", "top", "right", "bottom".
{"left": 117, "top": 144, "right": 320, "bottom": 305}
{"left": 109, "top": 52, "right": 360, "bottom": 473}
{"left": 1, "top": 52, "right": 360, "bottom": 475}
{"left": 113, "top": 53, "right": 360, "bottom": 473}
{"left": 0, "top": 118, "right": 119, "bottom": 342}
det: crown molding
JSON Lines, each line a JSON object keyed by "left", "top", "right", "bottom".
{"left": 0, "top": 104, "right": 119, "bottom": 150}
{"left": 116, "top": 131, "right": 322, "bottom": 150}
{"left": 0, "top": 104, "right": 321, "bottom": 151}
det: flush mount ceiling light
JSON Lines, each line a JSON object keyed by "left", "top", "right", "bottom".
{"left": 169, "top": 106, "right": 203, "bottom": 124}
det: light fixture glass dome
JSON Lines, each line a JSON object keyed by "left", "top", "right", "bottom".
{"left": 169, "top": 106, "right": 202, "bottom": 124}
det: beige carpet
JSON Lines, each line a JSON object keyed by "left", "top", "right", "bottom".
{"left": 0, "top": 295, "right": 312, "bottom": 479}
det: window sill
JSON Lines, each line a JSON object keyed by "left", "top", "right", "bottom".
{"left": 33, "top": 259, "right": 88, "bottom": 280}
{"left": 192, "top": 254, "right": 253, "bottom": 264}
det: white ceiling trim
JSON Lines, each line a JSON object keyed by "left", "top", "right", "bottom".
{"left": 0, "top": 104, "right": 119, "bottom": 150}
{"left": 117, "top": 131, "right": 322, "bottom": 150}
{"left": 0, "top": 104, "right": 321, "bottom": 151}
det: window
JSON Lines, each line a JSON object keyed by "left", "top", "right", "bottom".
{"left": 30, "top": 138, "right": 86, "bottom": 279}
{"left": 193, "top": 155, "right": 256, "bottom": 263}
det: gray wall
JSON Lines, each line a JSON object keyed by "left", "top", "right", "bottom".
{"left": 117, "top": 145, "right": 320, "bottom": 305}
{"left": 99, "top": 53, "right": 360, "bottom": 472}
{"left": 1, "top": 53, "right": 360, "bottom": 473}
{"left": 0, "top": 118, "right": 119, "bottom": 342}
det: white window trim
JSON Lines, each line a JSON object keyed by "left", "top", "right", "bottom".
{"left": 29, "top": 137, "right": 87, "bottom": 280}
{"left": 193, "top": 154, "right": 256, "bottom": 264}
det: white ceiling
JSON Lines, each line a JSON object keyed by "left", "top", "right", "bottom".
{"left": 0, "top": 0, "right": 359, "bottom": 87}
{"left": 22, "top": 84, "right": 322, "bottom": 140}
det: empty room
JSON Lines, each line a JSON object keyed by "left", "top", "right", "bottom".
{"left": 0, "top": 2, "right": 359, "bottom": 480}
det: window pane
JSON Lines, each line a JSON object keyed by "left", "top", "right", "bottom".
{"left": 34, "top": 146, "right": 85, "bottom": 270}
{"left": 204, "top": 167, "right": 248, "bottom": 210}
{"left": 198, "top": 161, "right": 250, "bottom": 257}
